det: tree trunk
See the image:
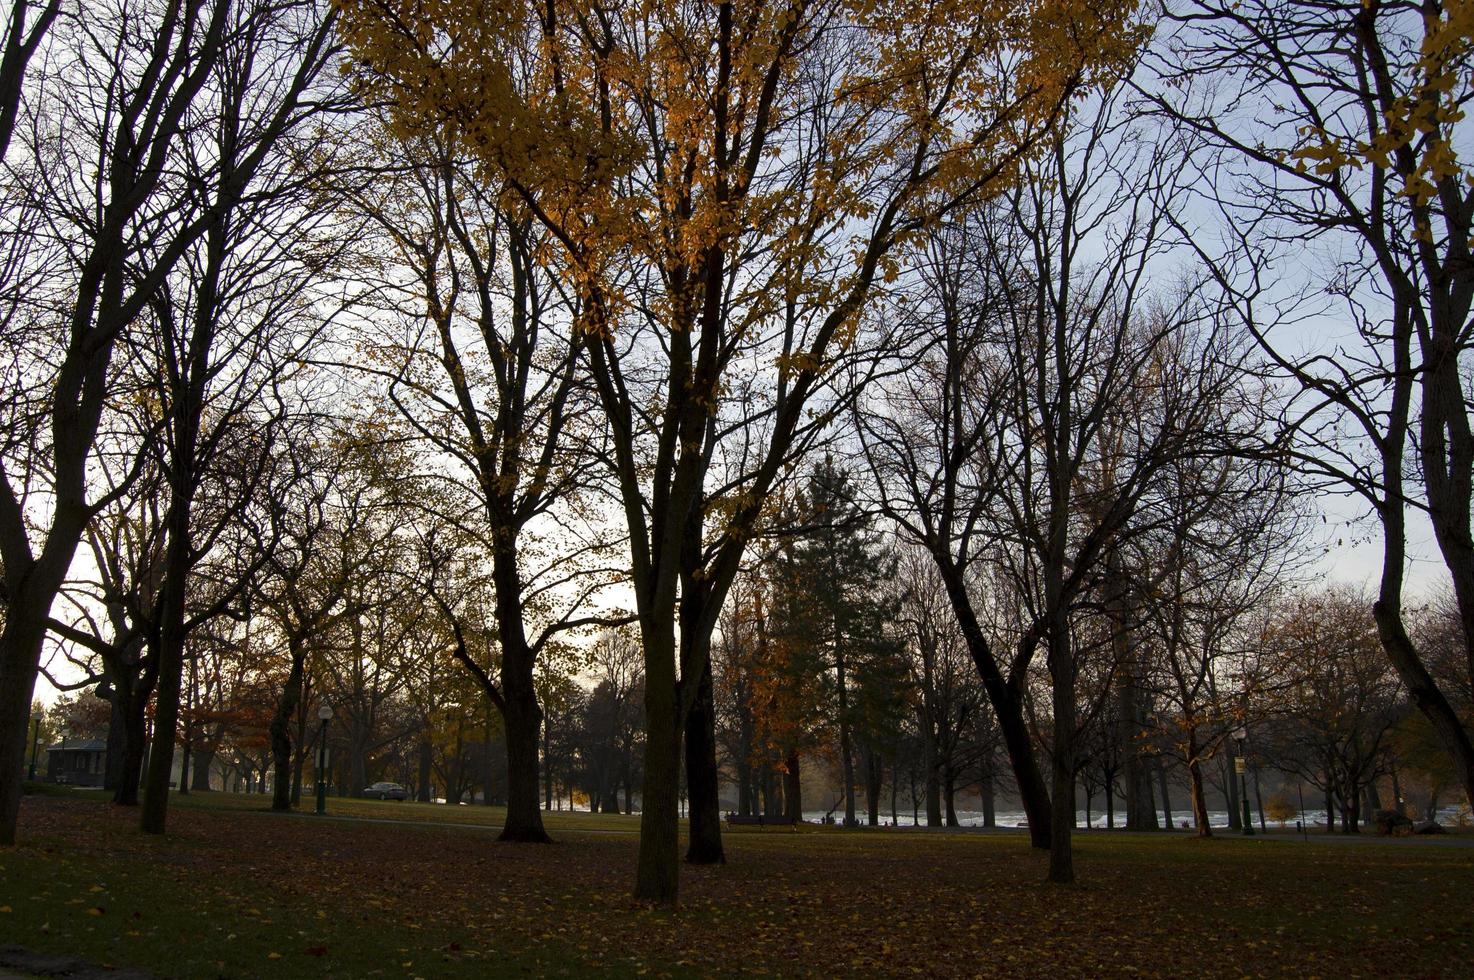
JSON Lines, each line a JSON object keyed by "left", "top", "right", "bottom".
{"left": 684, "top": 654, "right": 724, "bottom": 863}
{"left": 290, "top": 703, "right": 308, "bottom": 807}
{"left": 1047, "top": 622, "right": 1076, "bottom": 884}
{"left": 941, "top": 555, "right": 1051, "bottom": 849}
{"left": 114, "top": 689, "right": 149, "bottom": 807}
{"left": 268, "top": 646, "right": 307, "bottom": 812}
{"left": 1110, "top": 556, "right": 1157, "bottom": 831}
{"left": 1187, "top": 754, "right": 1212, "bottom": 837}
{"left": 924, "top": 727, "right": 942, "bottom": 827}
{"left": 1185, "top": 725, "right": 1208, "bottom": 831}
{"left": 417, "top": 737, "right": 432, "bottom": 803}
{"left": 1373, "top": 361, "right": 1474, "bottom": 812}
{"left": 0, "top": 523, "right": 86, "bottom": 844}
{"left": 836, "top": 649, "right": 857, "bottom": 828}
{"left": 1225, "top": 755, "right": 1241, "bottom": 830}
{"left": 141, "top": 595, "right": 188, "bottom": 836}
{"left": 980, "top": 766, "right": 996, "bottom": 828}
{"left": 1157, "top": 760, "right": 1174, "bottom": 829}
{"left": 736, "top": 707, "right": 754, "bottom": 818}
{"left": 191, "top": 748, "right": 214, "bottom": 791}
{"left": 866, "top": 746, "right": 883, "bottom": 827}
{"left": 500, "top": 655, "right": 551, "bottom": 842}
{"left": 891, "top": 757, "right": 899, "bottom": 825}
{"left": 635, "top": 628, "right": 681, "bottom": 901}
{"left": 783, "top": 752, "right": 802, "bottom": 823}
{"left": 349, "top": 731, "right": 370, "bottom": 799}
{"left": 1254, "top": 767, "right": 1268, "bottom": 832}
{"left": 499, "top": 690, "right": 549, "bottom": 838}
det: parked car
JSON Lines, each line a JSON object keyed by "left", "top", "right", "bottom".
{"left": 363, "top": 781, "right": 409, "bottom": 801}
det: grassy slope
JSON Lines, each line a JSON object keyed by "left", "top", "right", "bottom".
{"left": 1, "top": 788, "right": 1471, "bottom": 978}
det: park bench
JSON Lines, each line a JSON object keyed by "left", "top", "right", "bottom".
{"left": 724, "top": 812, "right": 798, "bottom": 829}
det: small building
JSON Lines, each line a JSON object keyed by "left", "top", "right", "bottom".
{"left": 45, "top": 739, "right": 108, "bottom": 787}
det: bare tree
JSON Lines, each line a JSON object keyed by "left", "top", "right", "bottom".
{"left": 862, "top": 88, "right": 1260, "bottom": 880}
{"left": 340, "top": 123, "right": 620, "bottom": 842}
{"left": 0, "top": 0, "right": 341, "bottom": 843}
{"left": 1254, "top": 589, "right": 1403, "bottom": 832}
{"left": 1142, "top": 0, "right": 1474, "bottom": 810}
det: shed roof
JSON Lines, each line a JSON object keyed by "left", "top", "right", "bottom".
{"left": 45, "top": 740, "right": 108, "bottom": 753}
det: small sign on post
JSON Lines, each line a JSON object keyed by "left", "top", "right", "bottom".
{"left": 1234, "top": 758, "right": 1246, "bottom": 775}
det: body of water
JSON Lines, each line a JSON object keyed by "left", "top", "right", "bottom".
{"left": 799, "top": 806, "right": 1471, "bottom": 830}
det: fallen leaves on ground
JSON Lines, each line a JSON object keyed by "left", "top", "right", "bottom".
{"left": 6, "top": 794, "right": 1473, "bottom": 978}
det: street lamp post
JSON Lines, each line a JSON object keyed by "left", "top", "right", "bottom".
{"left": 28, "top": 716, "right": 41, "bottom": 780}
{"left": 315, "top": 704, "right": 333, "bottom": 816}
{"left": 1234, "top": 727, "right": 1254, "bottom": 837}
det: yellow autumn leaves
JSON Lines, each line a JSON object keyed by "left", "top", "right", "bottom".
{"left": 334, "top": 0, "right": 1145, "bottom": 342}
{"left": 1292, "top": 0, "right": 1472, "bottom": 208}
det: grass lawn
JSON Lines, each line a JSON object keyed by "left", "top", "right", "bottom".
{"left": 2, "top": 788, "right": 1471, "bottom": 978}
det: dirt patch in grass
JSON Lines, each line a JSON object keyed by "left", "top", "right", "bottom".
{"left": 2, "top": 794, "right": 1471, "bottom": 978}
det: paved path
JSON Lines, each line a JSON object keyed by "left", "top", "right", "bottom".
{"left": 0, "top": 947, "right": 151, "bottom": 980}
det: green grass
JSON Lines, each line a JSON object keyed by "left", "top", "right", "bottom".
{"left": 3, "top": 789, "right": 1472, "bottom": 978}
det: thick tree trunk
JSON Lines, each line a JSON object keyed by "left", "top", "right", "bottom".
{"left": 0, "top": 529, "right": 84, "bottom": 844}
{"left": 114, "top": 689, "right": 149, "bottom": 807}
{"left": 783, "top": 752, "right": 802, "bottom": 822}
{"left": 944, "top": 571, "right": 1051, "bottom": 848}
{"left": 1187, "top": 754, "right": 1212, "bottom": 837}
{"left": 1373, "top": 597, "right": 1474, "bottom": 812}
{"left": 1185, "top": 730, "right": 1208, "bottom": 837}
{"left": 980, "top": 766, "right": 996, "bottom": 828}
{"left": 500, "top": 659, "right": 551, "bottom": 843}
{"left": 269, "top": 647, "right": 307, "bottom": 812}
{"left": 1376, "top": 349, "right": 1474, "bottom": 811}
{"left": 684, "top": 656, "right": 724, "bottom": 863}
{"left": 944, "top": 767, "right": 959, "bottom": 827}
{"left": 998, "top": 690, "right": 1052, "bottom": 849}
{"left": 141, "top": 606, "right": 187, "bottom": 835}
{"left": 0, "top": 616, "right": 42, "bottom": 835}
{"left": 635, "top": 659, "right": 681, "bottom": 902}
{"left": 417, "top": 738, "right": 432, "bottom": 803}
{"left": 191, "top": 748, "right": 214, "bottom": 791}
